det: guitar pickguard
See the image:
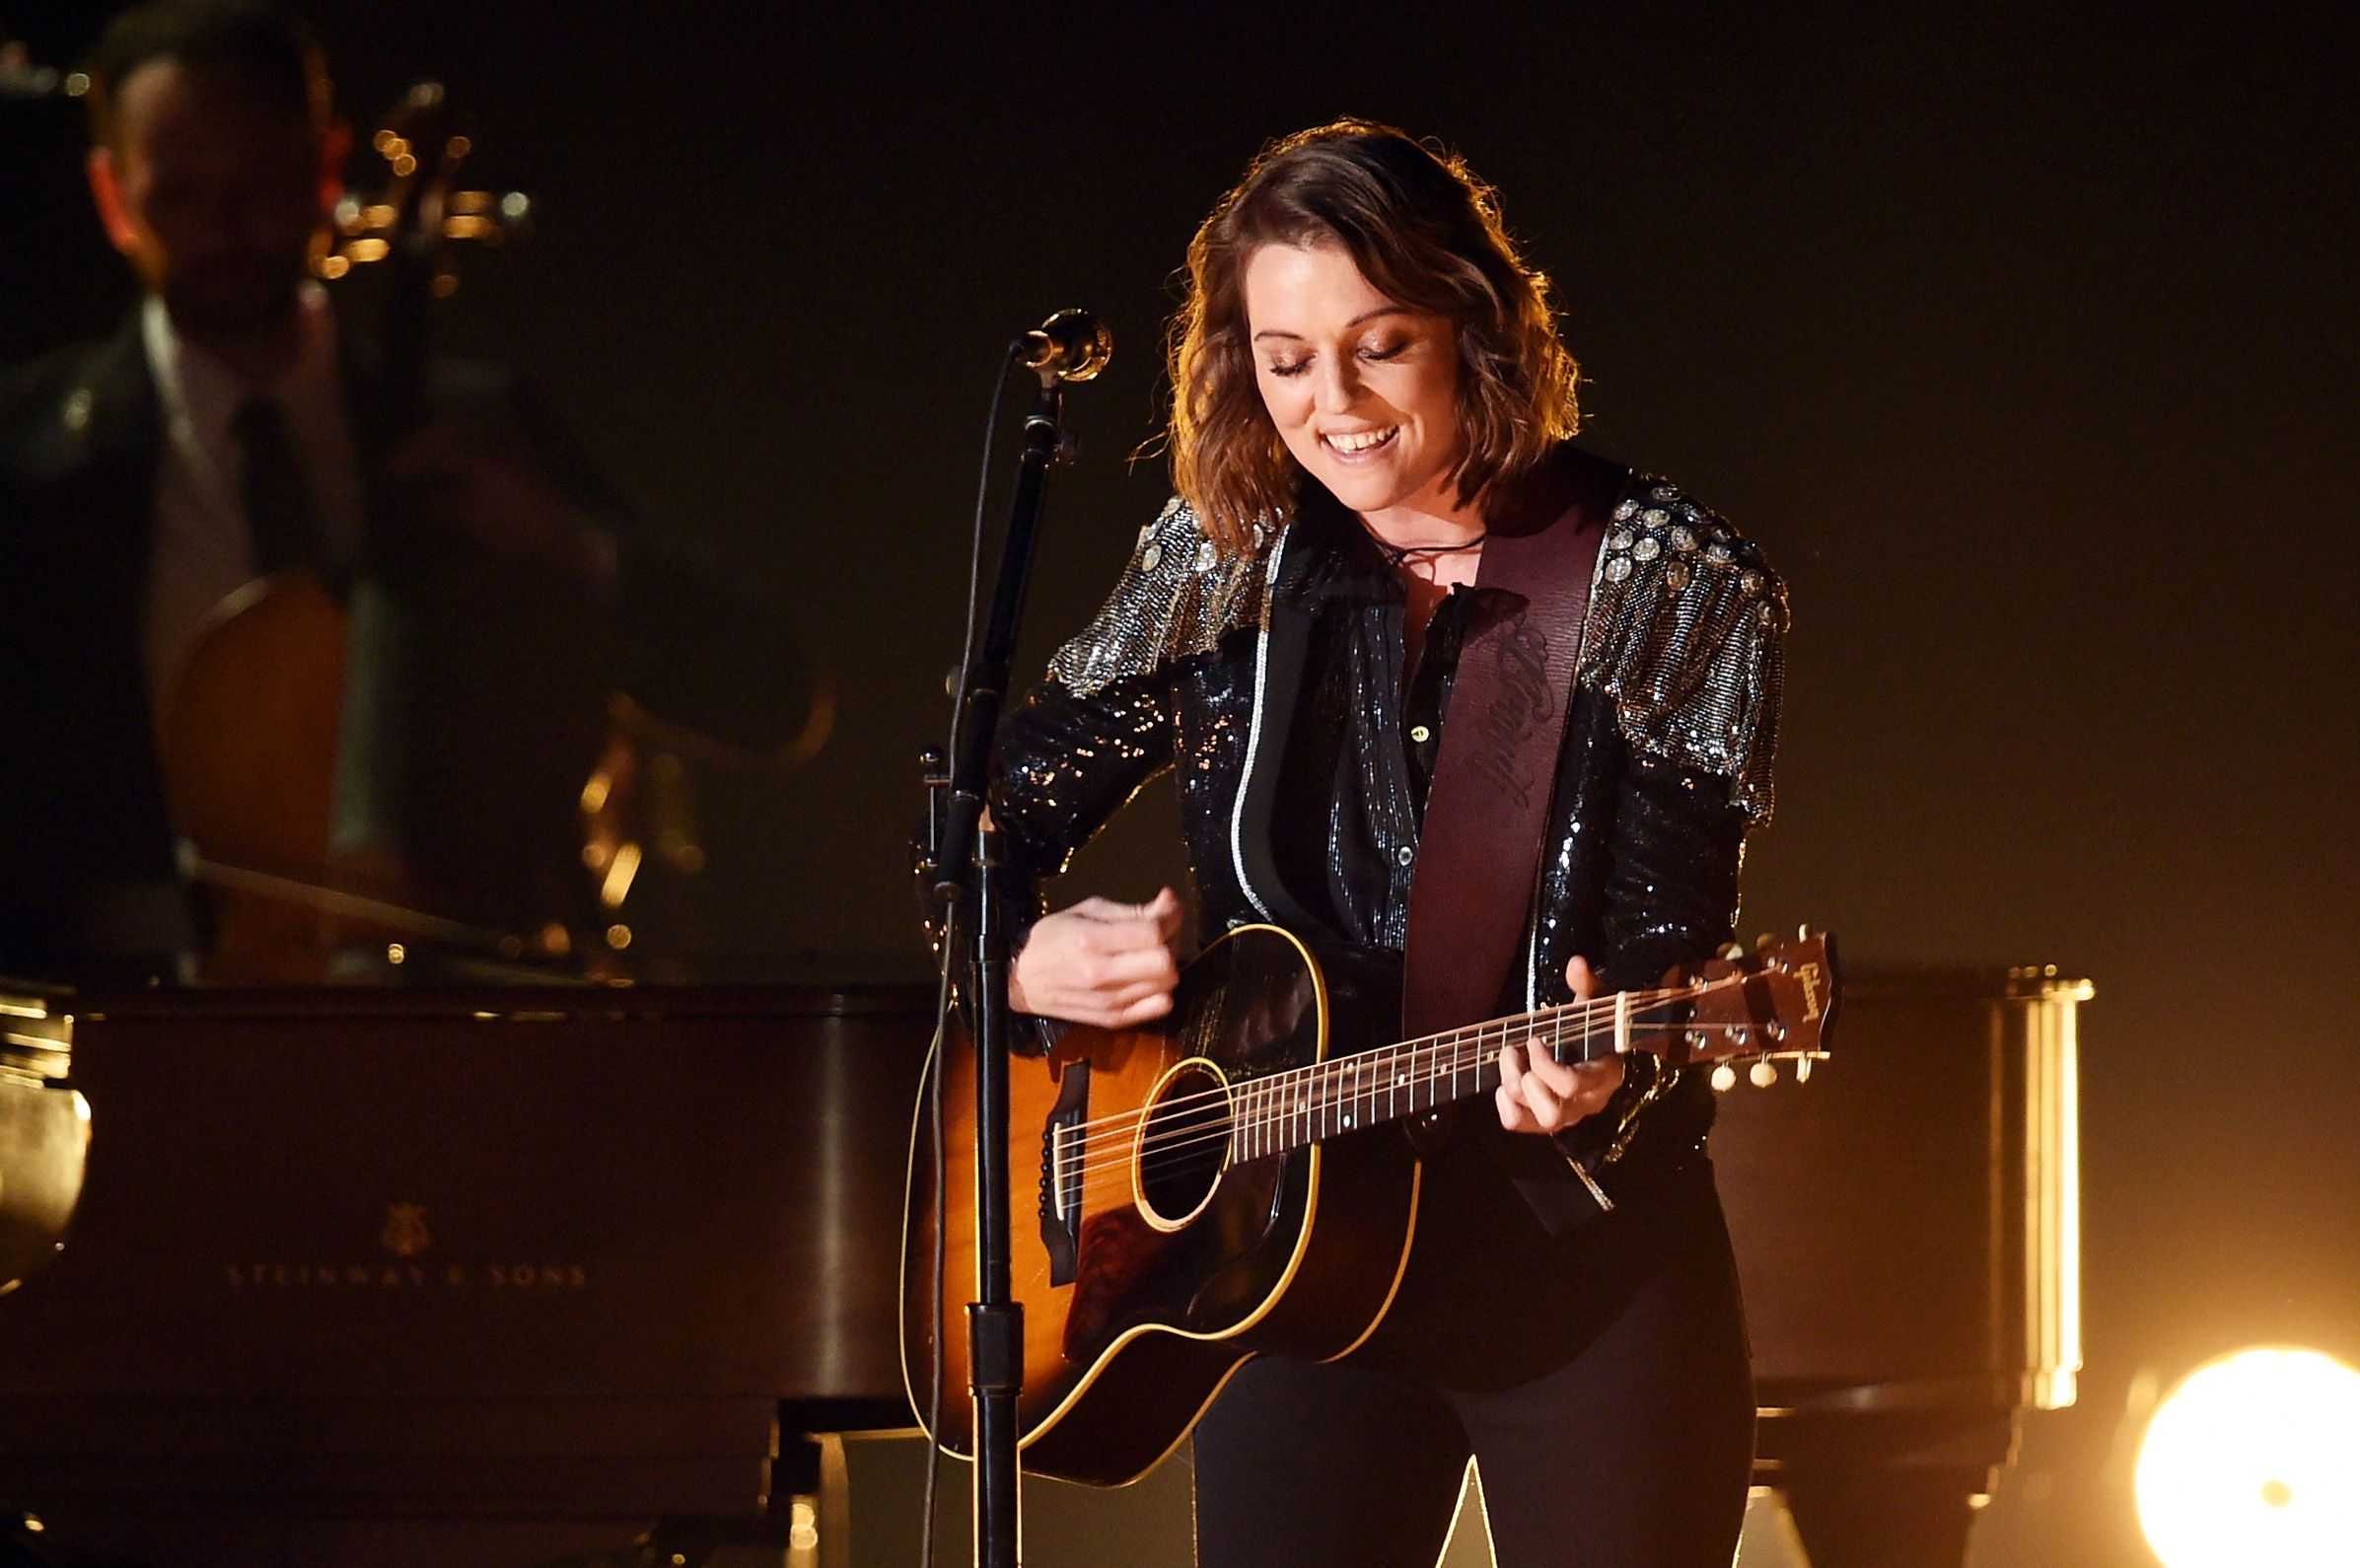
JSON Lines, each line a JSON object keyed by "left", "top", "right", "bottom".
{"left": 1060, "top": 928, "right": 1325, "bottom": 1364}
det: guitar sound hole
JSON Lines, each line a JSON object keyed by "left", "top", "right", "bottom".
{"left": 1135, "top": 1061, "right": 1234, "bottom": 1230}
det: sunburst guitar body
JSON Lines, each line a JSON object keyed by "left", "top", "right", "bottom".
{"left": 901, "top": 923, "right": 1836, "bottom": 1486}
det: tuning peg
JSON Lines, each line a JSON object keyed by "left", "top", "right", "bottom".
{"left": 1754, "top": 931, "right": 1776, "bottom": 952}
{"left": 1797, "top": 921, "right": 1816, "bottom": 940}
{"left": 1717, "top": 941, "right": 1745, "bottom": 962}
{"left": 1710, "top": 1063, "right": 1737, "bottom": 1093}
{"left": 1795, "top": 1056, "right": 1814, "bottom": 1083}
{"left": 1749, "top": 1059, "right": 1777, "bottom": 1088}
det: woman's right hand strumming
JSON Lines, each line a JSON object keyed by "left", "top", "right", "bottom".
{"left": 1007, "top": 887, "right": 1184, "bottom": 1029}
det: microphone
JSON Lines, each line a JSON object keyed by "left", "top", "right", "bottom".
{"left": 1015, "top": 309, "right": 1112, "bottom": 385}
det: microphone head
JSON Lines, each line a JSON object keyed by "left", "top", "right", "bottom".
{"left": 1021, "top": 309, "right": 1113, "bottom": 384}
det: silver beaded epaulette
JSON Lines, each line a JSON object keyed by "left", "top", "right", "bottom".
{"left": 1578, "top": 479, "right": 1785, "bottom": 824}
{"left": 1045, "top": 495, "right": 1275, "bottom": 694}
{"left": 1047, "top": 481, "right": 1785, "bottom": 824}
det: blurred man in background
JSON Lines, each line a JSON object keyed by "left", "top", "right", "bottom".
{"left": 0, "top": 0, "right": 811, "bottom": 976}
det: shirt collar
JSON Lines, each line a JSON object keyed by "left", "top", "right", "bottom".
{"left": 1280, "top": 488, "right": 1505, "bottom": 608}
{"left": 1281, "top": 488, "right": 1401, "bottom": 605}
{"left": 141, "top": 282, "right": 343, "bottom": 463}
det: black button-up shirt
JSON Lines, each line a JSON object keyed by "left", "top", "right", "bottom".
{"left": 1268, "top": 505, "right": 1494, "bottom": 955}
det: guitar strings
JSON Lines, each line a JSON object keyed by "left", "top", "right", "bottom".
{"left": 1056, "top": 1020, "right": 1748, "bottom": 1174}
{"left": 1048, "top": 993, "right": 1709, "bottom": 1177}
{"left": 1049, "top": 977, "right": 1728, "bottom": 1164}
{"left": 1049, "top": 980, "right": 1707, "bottom": 1151}
{"left": 1050, "top": 1020, "right": 1779, "bottom": 1203}
{"left": 1047, "top": 1021, "right": 1784, "bottom": 1208}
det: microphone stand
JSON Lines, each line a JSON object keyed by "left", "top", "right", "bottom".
{"left": 928, "top": 360, "right": 1074, "bottom": 1568}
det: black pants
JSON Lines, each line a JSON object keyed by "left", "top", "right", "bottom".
{"left": 1191, "top": 1155, "right": 1753, "bottom": 1568}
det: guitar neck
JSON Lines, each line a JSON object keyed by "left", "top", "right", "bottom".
{"left": 1228, "top": 986, "right": 1700, "bottom": 1165}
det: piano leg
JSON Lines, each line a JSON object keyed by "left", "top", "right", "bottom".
{"left": 1777, "top": 1465, "right": 1987, "bottom": 1568}
{"left": 1759, "top": 1405, "right": 2019, "bottom": 1568}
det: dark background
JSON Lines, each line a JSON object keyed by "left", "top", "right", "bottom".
{"left": 6, "top": 4, "right": 2355, "bottom": 1562}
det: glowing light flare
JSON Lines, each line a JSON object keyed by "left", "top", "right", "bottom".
{"left": 599, "top": 841, "right": 643, "bottom": 910}
{"left": 2135, "top": 1346, "right": 2360, "bottom": 1568}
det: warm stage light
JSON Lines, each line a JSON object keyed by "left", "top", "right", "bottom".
{"left": 2135, "top": 1345, "right": 2360, "bottom": 1568}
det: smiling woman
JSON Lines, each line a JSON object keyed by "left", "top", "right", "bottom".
{"left": 1168, "top": 119, "right": 1578, "bottom": 557}
{"left": 1244, "top": 243, "right": 1469, "bottom": 535}
{"left": 985, "top": 118, "right": 1787, "bottom": 1566}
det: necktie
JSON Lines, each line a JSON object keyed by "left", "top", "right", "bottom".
{"left": 232, "top": 395, "right": 323, "bottom": 576}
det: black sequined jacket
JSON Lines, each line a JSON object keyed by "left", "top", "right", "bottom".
{"left": 989, "top": 457, "right": 1785, "bottom": 1222}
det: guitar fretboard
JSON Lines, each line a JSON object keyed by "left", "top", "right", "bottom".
{"left": 1226, "top": 987, "right": 1697, "bottom": 1164}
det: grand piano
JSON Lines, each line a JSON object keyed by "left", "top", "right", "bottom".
{"left": 0, "top": 965, "right": 2083, "bottom": 1567}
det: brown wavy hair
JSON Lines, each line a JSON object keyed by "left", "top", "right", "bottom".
{"left": 1165, "top": 120, "right": 1580, "bottom": 552}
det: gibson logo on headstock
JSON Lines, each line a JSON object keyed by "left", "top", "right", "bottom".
{"left": 223, "top": 1201, "right": 590, "bottom": 1292}
{"left": 1798, "top": 963, "right": 1826, "bottom": 1021}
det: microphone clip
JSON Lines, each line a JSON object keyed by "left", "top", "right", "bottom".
{"left": 1015, "top": 309, "right": 1112, "bottom": 388}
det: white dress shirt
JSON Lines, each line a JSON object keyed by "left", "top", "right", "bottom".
{"left": 140, "top": 283, "right": 367, "bottom": 712}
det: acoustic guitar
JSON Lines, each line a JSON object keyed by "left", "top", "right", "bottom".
{"left": 901, "top": 924, "right": 1838, "bottom": 1485}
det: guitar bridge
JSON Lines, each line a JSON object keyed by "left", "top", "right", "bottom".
{"left": 1037, "top": 1062, "right": 1089, "bottom": 1287}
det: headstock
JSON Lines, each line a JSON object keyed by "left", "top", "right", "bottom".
{"left": 1663, "top": 927, "right": 1839, "bottom": 1090}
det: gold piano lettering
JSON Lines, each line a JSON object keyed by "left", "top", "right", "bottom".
{"left": 487, "top": 1264, "right": 588, "bottom": 1289}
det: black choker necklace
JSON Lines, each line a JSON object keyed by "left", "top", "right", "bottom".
{"left": 1369, "top": 531, "right": 1486, "bottom": 568}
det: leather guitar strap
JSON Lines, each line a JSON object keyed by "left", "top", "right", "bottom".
{"left": 1400, "top": 449, "right": 1624, "bottom": 1041}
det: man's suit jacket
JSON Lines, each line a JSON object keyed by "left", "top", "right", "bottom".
{"left": 0, "top": 309, "right": 809, "bottom": 972}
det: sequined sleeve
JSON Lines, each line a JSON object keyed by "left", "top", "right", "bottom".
{"left": 991, "top": 497, "right": 1243, "bottom": 892}
{"left": 1045, "top": 496, "right": 1272, "bottom": 696}
{"left": 1578, "top": 479, "right": 1786, "bottom": 824}
{"left": 986, "top": 641, "right": 1181, "bottom": 1052}
{"left": 992, "top": 671, "right": 1177, "bottom": 889}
